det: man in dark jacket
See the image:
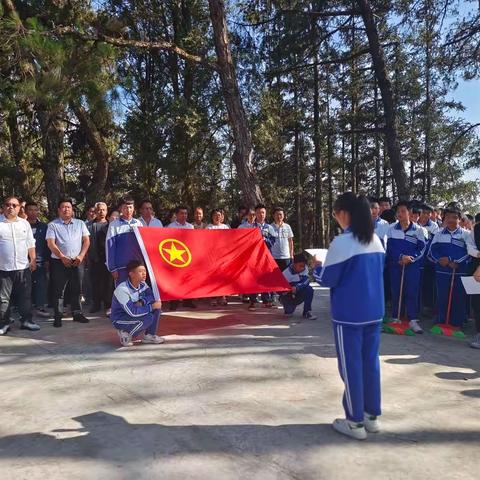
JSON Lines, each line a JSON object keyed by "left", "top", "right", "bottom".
{"left": 25, "top": 202, "right": 50, "bottom": 317}
{"left": 88, "top": 202, "right": 113, "bottom": 313}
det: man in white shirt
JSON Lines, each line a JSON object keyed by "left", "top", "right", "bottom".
{"left": 168, "top": 206, "right": 194, "bottom": 229}
{"left": 270, "top": 207, "right": 294, "bottom": 271}
{"left": 0, "top": 196, "right": 40, "bottom": 335}
{"left": 138, "top": 200, "right": 163, "bottom": 227}
{"left": 167, "top": 205, "right": 195, "bottom": 310}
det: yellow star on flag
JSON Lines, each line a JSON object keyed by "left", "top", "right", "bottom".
{"left": 163, "top": 242, "right": 186, "bottom": 263}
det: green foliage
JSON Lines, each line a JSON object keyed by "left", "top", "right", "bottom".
{"left": 1, "top": 0, "right": 479, "bottom": 229}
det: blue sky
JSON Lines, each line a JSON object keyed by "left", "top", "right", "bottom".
{"left": 453, "top": 78, "right": 480, "bottom": 180}
{"left": 454, "top": 78, "right": 480, "bottom": 125}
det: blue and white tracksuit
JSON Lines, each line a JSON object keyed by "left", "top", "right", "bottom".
{"left": 313, "top": 229, "right": 385, "bottom": 423}
{"left": 386, "top": 222, "right": 426, "bottom": 320}
{"left": 111, "top": 280, "right": 160, "bottom": 336}
{"left": 428, "top": 228, "right": 471, "bottom": 327}
{"left": 419, "top": 220, "right": 439, "bottom": 310}
{"left": 280, "top": 265, "right": 313, "bottom": 315}
{"left": 106, "top": 218, "right": 143, "bottom": 285}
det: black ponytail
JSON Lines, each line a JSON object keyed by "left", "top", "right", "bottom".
{"left": 333, "top": 192, "right": 374, "bottom": 244}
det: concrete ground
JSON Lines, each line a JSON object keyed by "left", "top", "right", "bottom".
{"left": 0, "top": 287, "right": 479, "bottom": 480}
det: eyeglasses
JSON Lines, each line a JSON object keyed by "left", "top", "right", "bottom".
{"left": 4, "top": 203, "right": 20, "bottom": 208}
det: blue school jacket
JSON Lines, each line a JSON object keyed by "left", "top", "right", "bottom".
{"left": 313, "top": 230, "right": 385, "bottom": 326}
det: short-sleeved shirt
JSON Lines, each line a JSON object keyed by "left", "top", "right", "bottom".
{"left": 238, "top": 221, "right": 255, "bottom": 229}
{"left": 0, "top": 217, "right": 36, "bottom": 271}
{"left": 270, "top": 222, "right": 294, "bottom": 259}
{"left": 139, "top": 217, "right": 163, "bottom": 227}
{"left": 167, "top": 221, "right": 194, "bottom": 230}
{"left": 206, "top": 224, "right": 230, "bottom": 230}
{"left": 46, "top": 218, "right": 90, "bottom": 259}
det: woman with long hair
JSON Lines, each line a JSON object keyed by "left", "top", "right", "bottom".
{"left": 314, "top": 192, "right": 385, "bottom": 440}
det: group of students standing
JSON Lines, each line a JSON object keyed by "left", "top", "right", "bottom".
{"left": 371, "top": 197, "right": 480, "bottom": 348}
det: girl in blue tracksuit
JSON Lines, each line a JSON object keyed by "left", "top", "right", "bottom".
{"left": 313, "top": 192, "right": 385, "bottom": 440}
{"left": 428, "top": 206, "right": 471, "bottom": 329}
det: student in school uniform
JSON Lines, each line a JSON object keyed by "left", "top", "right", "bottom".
{"left": 280, "top": 253, "right": 316, "bottom": 320}
{"left": 428, "top": 205, "right": 471, "bottom": 332}
{"left": 385, "top": 201, "right": 426, "bottom": 334}
{"left": 313, "top": 192, "right": 385, "bottom": 440}
{"left": 418, "top": 204, "right": 440, "bottom": 314}
{"left": 110, "top": 260, "right": 164, "bottom": 347}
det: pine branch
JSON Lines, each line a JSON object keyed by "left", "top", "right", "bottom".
{"left": 45, "top": 26, "right": 219, "bottom": 71}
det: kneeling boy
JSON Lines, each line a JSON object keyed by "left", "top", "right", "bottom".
{"left": 280, "top": 253, "right": 317, "bottom": 320}
{"left": 111, "top": 260, "right": 164, "bottom": 346}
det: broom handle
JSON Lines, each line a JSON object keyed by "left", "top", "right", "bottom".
{"left": 398, "top": 264, "right": 405, "bottom": 320}
{"left": 445, "top": 267, "right": 456, "bottom": 326}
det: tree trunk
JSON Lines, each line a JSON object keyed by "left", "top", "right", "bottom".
{"left": 424, "top": 0, "right": 433, "bottom": 201}
{"left": 326, "top": 66, "right": 334, "bottom": 244}
{"left": 6, "top": 111, "right": 30, "bottom": 198}
{"left": 356, "top": 0, "right": 409, "bottom": 199}
{"left": 373, "top": 77, "right": 381, "bottom": 197}
{"left": 311, "top": 16, "right": 322, "bottom": 247}
{"left": 37, "top": 110, "right": 66, "bottom": 217}
{"left": 72, "top": 104, "right": 110, "bottom": 206}
{"left": 208, "top": 0, "right": 263, "bottom": 206}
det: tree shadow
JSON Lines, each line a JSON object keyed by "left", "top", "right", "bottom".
{"left": 0, "top": 411, "right": 479, "bottom": 464}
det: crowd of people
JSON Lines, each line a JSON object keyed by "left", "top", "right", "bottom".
{"left": 0, "top": 194, "right": 479, "bottom": 352}
{"left": 369, "top": 196, "right": 480, "bottom": 349}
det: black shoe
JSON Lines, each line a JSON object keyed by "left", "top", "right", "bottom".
{"left": 183, "top": 300, "right": 197, "bottom": 308}
{"left": 53, "top": 317, "right": 62, "bottom": 328}
{"left": 73, "top": 313, "right": 89, "bottom": 323}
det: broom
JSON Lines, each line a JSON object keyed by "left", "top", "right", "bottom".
{"left": 431, "top": 267, "right": 466, "bottom": 338}
{"left": 383, "top": 264, "right": 414, "bottom": 336}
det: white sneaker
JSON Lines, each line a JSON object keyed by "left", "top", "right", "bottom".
{"left": 0, "top": 324, "right": 10, "bottom": 335}
{"left": 106, "top": 308, "right": 111, "bottom": 317}
{"left": 409, "top": 319, "right": 423, "bottom": 334}
{"left": 303, "top": 311, "right": 317, "bottom": 321}
{"left": 332, "top": 418, "right": 367, "bottom": 440}
{"left": 21, "top": 321, "right": 41, "bottom": 331}
{"left": 390, "top": 318, "right": 401, "bottom": 324}
{"left": 117, "top": 330, "right": 133, "bottom": 347}
{"left": 364, "top": 413, "right": 380, "bottom": 433}
{"left": 143, "top": 334, "right": 165, "bottom": 344}
{"left": 470, "top": 333, "right": 480, "bottom": 349}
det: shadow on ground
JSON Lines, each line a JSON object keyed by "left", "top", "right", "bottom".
{"left": 0, "top": 411, "right": 478, "bottom": 463}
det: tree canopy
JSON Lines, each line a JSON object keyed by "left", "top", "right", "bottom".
{"left": 1, "top": 0, "right": 479, "bottom": 246}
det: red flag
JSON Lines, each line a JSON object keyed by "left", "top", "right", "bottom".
{"left": 134, "top": 227, "right": 290, "bottom": 300}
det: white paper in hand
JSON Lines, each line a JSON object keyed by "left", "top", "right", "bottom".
{"left": 461, "top": 276, "right": 480, "bottom": 295}
{"left": 305, "top": 248, "right": 328, "bottom": 264}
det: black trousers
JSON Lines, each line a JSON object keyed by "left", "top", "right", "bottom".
{"left": 275, "top": 258, "right": 291, "bottom": 272}
{"left": 50, "top": 259, "right": 82, "bottom": 318}
{"left": 89, "top": 261, "right": 113, "bottom": 309}
{"left": 0, "top": 268, "right": 32, "bottom": 327}
{"left": 471, "top": 294, "right": 480, "bottom": 333}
